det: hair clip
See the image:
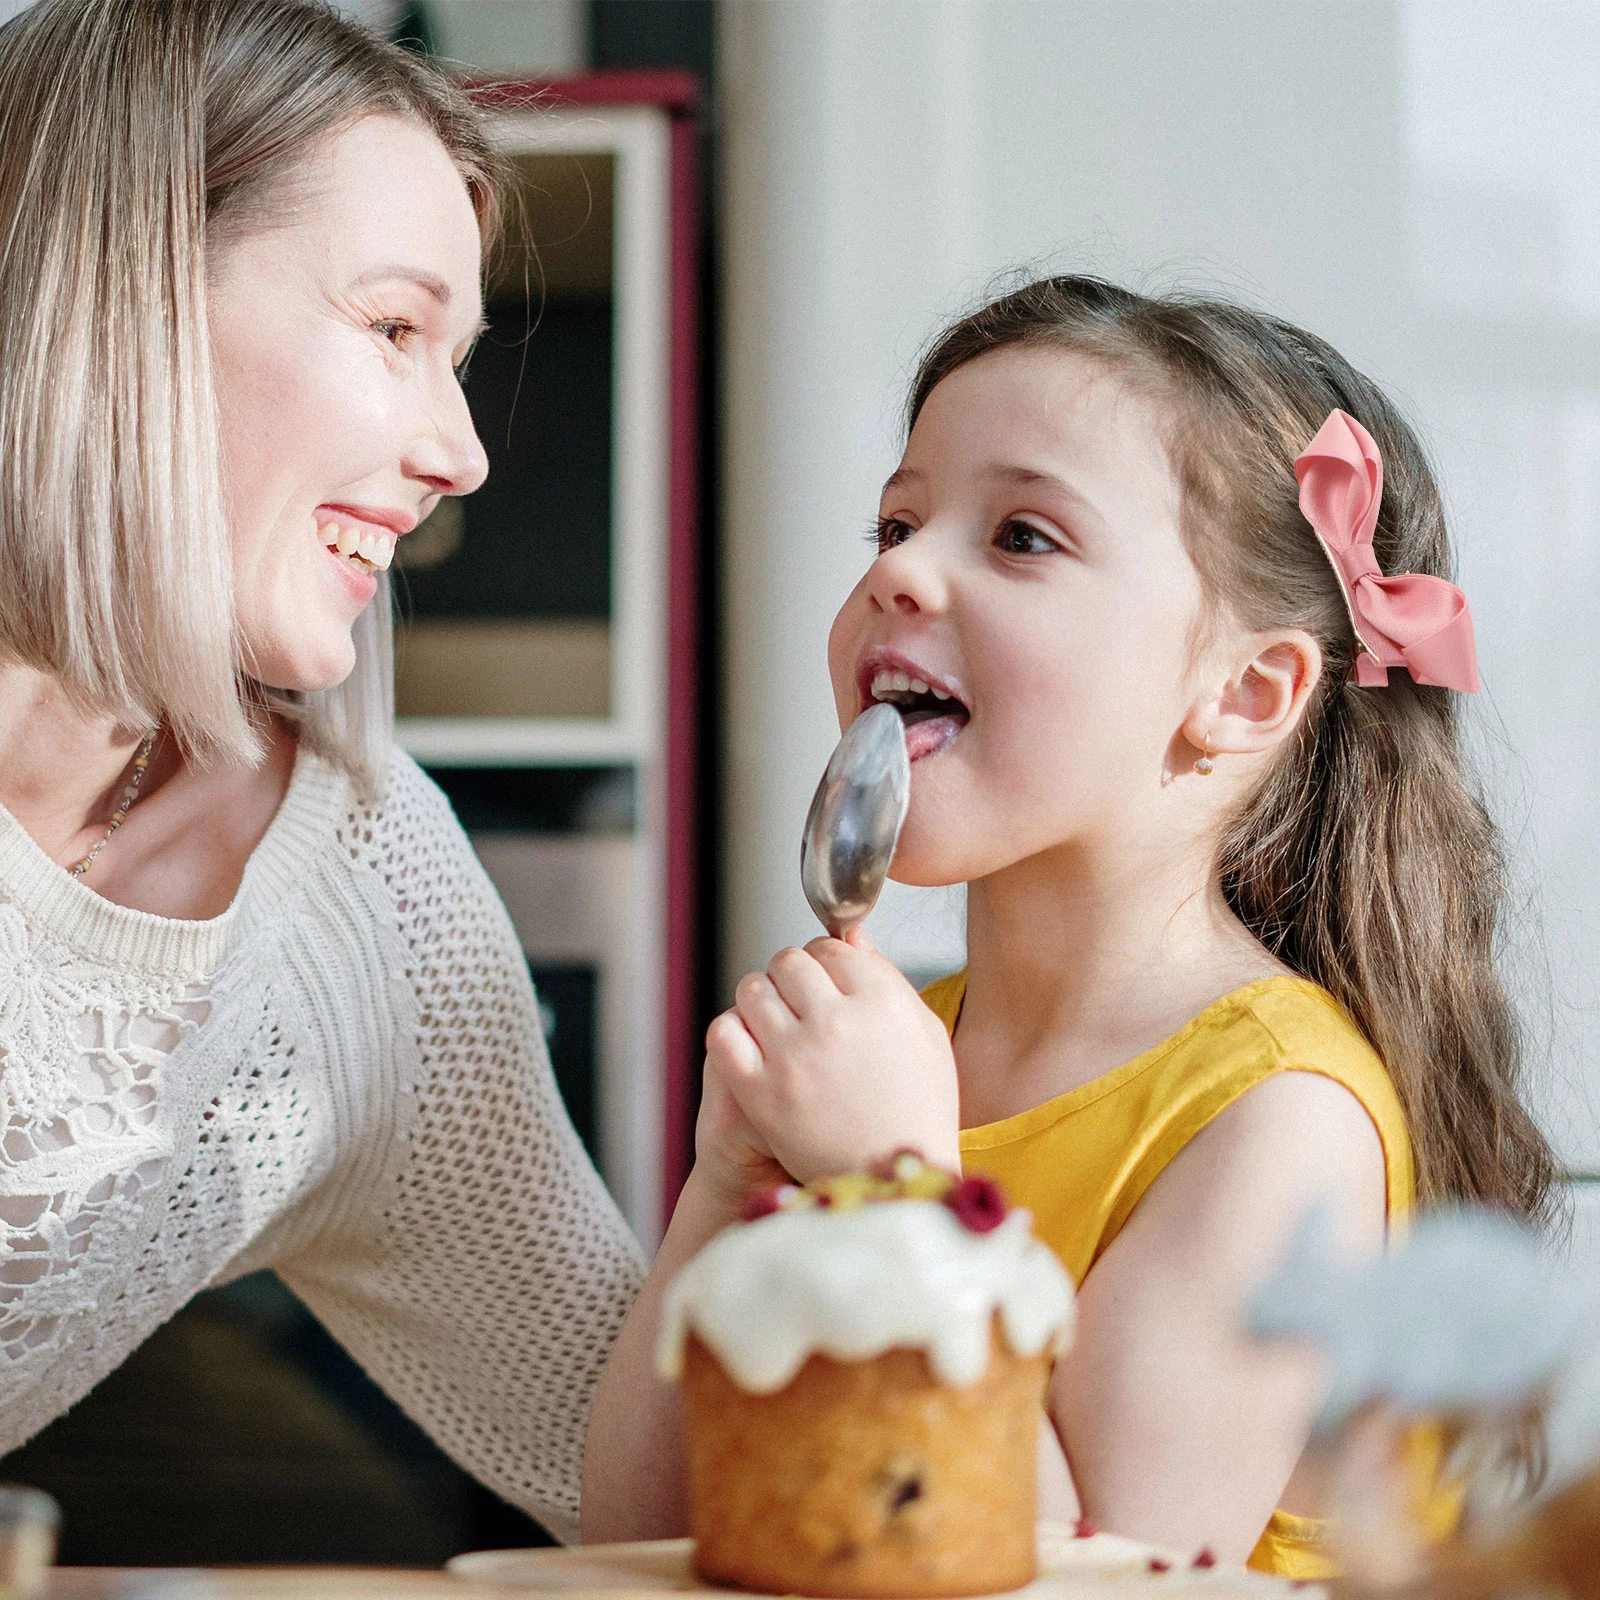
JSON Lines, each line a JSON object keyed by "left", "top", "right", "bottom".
{"left": 1294, "top": 410, "right": 1480, "bottom": 693}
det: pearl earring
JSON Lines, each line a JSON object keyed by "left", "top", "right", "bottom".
{"left": 1195, "top": 735, "right": 1215, "bottom": 777}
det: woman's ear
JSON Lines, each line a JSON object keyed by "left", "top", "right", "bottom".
{"left": 1187, "top": 630, "right": 1323, "bottom": 760}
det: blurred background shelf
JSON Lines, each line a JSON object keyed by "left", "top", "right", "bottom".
{"left": 392, "top": 79, "right": 702, "bottom": 1252}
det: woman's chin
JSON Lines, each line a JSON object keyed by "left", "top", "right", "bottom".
{"left": 247, "top": 634, "right": 358, "bottom": 695}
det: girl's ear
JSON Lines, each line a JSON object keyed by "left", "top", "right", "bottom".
{"left": 1187, "top": 630, "right": 1323, "bottom": 759}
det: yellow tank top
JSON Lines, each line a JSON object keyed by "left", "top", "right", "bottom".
{"left": 923, "top": 970, "right": 1452, "bottom": 1578}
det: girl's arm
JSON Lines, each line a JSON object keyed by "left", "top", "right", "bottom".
{"left": 580, "top": 1164, "right": 739, "bottom": 1541}
{"left": 1049, "top": 1069, "right": 1386, "bottom": 1560}
{"left": 581, "top": 1062, "right": 789, "bottom": 1542}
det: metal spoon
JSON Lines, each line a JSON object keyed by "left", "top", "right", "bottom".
{"left": 800, "top": 702, "right": 911, "bottom": 937}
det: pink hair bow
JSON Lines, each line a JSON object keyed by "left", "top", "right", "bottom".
{"left": 1294, "top": 410, "right": 1480, "bottom": 693}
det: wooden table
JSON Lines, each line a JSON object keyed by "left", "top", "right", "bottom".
{"left": 39, "top": 1528, "right": 1179, "bottom": 1600}
{"left": 44, "top": 1571, "right": 516, "bottom": 1598}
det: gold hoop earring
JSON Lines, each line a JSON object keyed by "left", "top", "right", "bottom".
{"left": 1195, "top": 734, "right": 1215, "bottom": 777}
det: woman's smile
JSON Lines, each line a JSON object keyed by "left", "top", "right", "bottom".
{"left": 210, "top": 114, "right": 489, "bottom": 694}
{"left": 314, "top": 503, "right": 418, "bottom": 575}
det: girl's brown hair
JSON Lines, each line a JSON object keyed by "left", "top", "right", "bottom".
{"left": 0, "top": 0, "right": 502, "bottom": 784}
{"left": 911, "top": 275, "right": 1556, "bottom": 1228}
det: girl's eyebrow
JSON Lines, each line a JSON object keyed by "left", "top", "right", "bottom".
{"left": 983, "top": 462, "right": 1105, "bottom": 524}
{"left": 882, "top": 462, "right": 1105, "bottom": 527}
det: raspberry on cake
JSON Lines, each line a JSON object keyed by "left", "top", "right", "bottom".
{"left": 656, "top": 1156, "right": 1075, "bottom": 1598}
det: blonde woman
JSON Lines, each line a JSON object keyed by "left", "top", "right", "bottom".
{"left": 0, "top": 0, "right": 663, "bottom": 1544}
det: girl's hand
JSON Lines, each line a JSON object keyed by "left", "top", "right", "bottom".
{"left": 693, "top": 1045, "right": 792, "bottom": 1214}
{"left": 705, "top": 929, "right": 962, "bottom": 1182}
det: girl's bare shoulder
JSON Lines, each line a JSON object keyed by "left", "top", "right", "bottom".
{"left": 1125, "top": 1068, "right": 1388, "bottom": 1291}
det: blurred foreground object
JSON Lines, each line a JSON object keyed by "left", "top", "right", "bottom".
{"left": 0, "top": 1484, "right": 58, "bottom": 1598}
{"left": 1252, "top": 1209, "right": 1600, "bottom": 1596}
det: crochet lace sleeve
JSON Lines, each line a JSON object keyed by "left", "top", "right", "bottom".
{"left": 275, "top": 752, "right": 648, "bottom": 1546}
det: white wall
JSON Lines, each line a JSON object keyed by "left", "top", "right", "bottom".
{"left": 719, "top": 0, "right": 1600, "bottom": 1174}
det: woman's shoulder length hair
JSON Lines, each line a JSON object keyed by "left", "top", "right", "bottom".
{"left": 0, "top": 0, "right": 502, "bottom": 794}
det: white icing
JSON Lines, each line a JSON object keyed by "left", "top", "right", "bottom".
{"left": 657, "top": 1199, "right": 1075, "bottom": 1393}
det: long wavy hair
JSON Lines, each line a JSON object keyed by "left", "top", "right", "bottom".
{"left": 910, "top": 275, "right": 1557, "bottom": 1229}
{"left": 0, "top": 0, "right": 502, "bottom": 790}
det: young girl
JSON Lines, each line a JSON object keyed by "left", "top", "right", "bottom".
{"left": 669, "top": 278, "right": 1558, "bottom": 1573}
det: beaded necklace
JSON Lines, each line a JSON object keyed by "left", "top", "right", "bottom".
{"left": 67, "top": 728, "right": 158, "bottom": 879}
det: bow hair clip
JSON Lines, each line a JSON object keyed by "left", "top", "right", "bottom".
{"left": 1294, "top": 409, "right": 1480, "bottom": 693}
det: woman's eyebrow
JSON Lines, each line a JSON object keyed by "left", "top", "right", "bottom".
{"left": 355, "top": 265, "right": 489, "bottom": 338}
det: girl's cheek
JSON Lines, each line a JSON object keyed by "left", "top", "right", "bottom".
{"left": 825, "top": 594, "right": 865, "bottom": 716}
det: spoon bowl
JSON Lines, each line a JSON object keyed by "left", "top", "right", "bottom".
{"left": 800, "top": 702, "right": 911, "bottom": 937}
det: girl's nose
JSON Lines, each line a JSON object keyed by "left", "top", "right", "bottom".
{"left": 406, "top": 376, "right": 489, "bottom": 498}
{"left": 866, "top": 530, "right": 951, "bottom": 616}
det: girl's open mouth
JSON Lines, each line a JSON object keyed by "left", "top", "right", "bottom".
{"left": 865, "top": 664, "right": 970, "bottom": 761}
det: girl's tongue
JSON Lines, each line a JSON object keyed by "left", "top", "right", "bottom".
{"left": 903, "top": 709, "right": 966, "bottom": 762}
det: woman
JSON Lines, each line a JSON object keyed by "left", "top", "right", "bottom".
{"left": 0, "top": 0, "right": 648, "bottom": 1544}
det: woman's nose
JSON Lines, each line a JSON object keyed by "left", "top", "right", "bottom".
{"left": 406, "top": 376, "right": 489, "bottom": 497}
{"left": 866, "top": 530, "right": 951, "bottom": 616}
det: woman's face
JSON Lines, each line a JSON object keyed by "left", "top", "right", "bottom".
{"left": 209, "top": 114, "right": 489, "bottom": 692}
{"left": 826, "top": 346, "right": 1211, "bottom": 886}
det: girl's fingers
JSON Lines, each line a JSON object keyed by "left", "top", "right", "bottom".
{"left": 803, "top": 933, "right": 876, "bottom": 995}
{"left": 734, "top": 970, "right": 799, "bottom": 1050}
{"left": 765, "top": 945, "right": 839, "bottom": 1018}
{"left": 705, "top": 1009, "right": 763, "bottom": 1080}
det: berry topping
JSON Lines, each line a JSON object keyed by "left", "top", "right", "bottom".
{"left": 944, "top": 1175, "right": 1008, "bottom": 1233}
{"left": 739, "top": 1161, "right": 1001, "bottom": 1222}
{"left": 1072, "top": 1519, "right": 1097, "bottom": 1539}
{"left": 1192, "top": 1549, "right": 1216, "bottom": 1569}
{"left": 741, "top": 1184, "right": 804, "bottom": 1221}
{"left": 1148, "top": 1559, "right": 1171, "bottom": 1573}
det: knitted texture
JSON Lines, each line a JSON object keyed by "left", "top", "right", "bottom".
{"left": 0, "top": 747, "right": 645, "bottom": 1544}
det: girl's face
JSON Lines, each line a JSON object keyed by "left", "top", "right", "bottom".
{"left": 209, "top": 115, "right": 489, "bottom": 692}
{"left": 827, "top": 346, "right": 1211, "bottom": 885}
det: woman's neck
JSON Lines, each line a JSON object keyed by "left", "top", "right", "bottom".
{"left": 957, "top": 829, "right": 1286, "bottom": 1120}
{"left": 0, "top": 665, "right": 165, "bottom": 864}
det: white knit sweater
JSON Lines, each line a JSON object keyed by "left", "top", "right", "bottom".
{"left": 0, "top": 745, "right": 646, "bottom": 1544}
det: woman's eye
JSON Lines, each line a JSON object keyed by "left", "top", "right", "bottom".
{"left": 372, "top": 318, "right": 417, "bottom": 348}
{"left": 873, "top": 516, "right": 915, "bottom": 553}
{"left": 996, "top": 519, "right": 1058, "bottom": 556}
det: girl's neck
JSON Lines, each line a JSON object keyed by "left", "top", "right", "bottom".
{"left": 957, "top": 830, "right": 1287, "bottom": 1119}
{"left": 0, "top": 665, "right": 168, "bottom": 862}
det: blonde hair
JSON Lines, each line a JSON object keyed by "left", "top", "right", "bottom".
{"left": 0, "top": 0, "right": 501, "bottom": 792}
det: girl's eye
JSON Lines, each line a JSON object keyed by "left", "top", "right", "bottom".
{"left": 996, "top": 518, "right": 1058, "bottom": 556}
{"left": 873, "top": 516, "right": 915, "bottom": 553}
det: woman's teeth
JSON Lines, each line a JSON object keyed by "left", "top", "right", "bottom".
{"left": 316, "top": 518, "right": 395, "bottom": 573}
